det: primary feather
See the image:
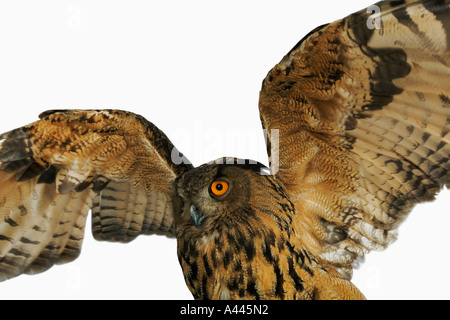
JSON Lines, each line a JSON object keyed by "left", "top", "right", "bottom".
{"left": 1, "top": 0, "right": 450, "bottom": 300}
{"left": 0, "top": 110, "right": 192, "bottom": 280}
{"left": 259, "top": 0, "right": 450, "bottom": 279}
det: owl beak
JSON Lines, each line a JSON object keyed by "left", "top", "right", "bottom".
{"left": 190, "top": 204, "right": 206, "bottom": 228}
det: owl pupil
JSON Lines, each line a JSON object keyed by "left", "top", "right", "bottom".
{"left": 216, "top": 183, "right": 223, "bottom": 191}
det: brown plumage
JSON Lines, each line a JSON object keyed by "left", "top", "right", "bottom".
{"left": 260, "top": 0, "right": 450, "bottom": 280}
{"left": 1, "top": 0, "right": 450, "bottom": 299}
{"left": 0, "top": 110, "right": 192, "bottom": 279}
{"left": 175, "top": 160, "right": 365, "bottom": 299}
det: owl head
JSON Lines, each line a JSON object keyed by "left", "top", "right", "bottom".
{"left": 173, "top": 157, "right": 312, "bottom": 299}
{"left": 173, "top": 157, "right": 274, "bottom": 240}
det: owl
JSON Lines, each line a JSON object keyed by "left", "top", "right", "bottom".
{"left": 1, "top": 0, "right": 450, "bottom": 300}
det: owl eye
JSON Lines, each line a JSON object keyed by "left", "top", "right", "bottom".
{"left": 210, "top": 180, "right": 229, "bottom": 197}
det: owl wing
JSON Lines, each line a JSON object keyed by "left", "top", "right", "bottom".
{"left": 0, "top": 109, "right": 192, "bottom": 281}
{"left": 259, "top": 0, "right": 450, "bottom": 279}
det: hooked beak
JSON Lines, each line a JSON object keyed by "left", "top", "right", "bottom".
{"left": 190, "top": 204, "right": 206, "bottom": 228}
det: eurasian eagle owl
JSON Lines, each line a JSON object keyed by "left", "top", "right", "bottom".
{"left": 1, "top": 0, "right": 450, "bottom": 299}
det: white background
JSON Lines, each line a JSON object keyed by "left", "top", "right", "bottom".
{"left": 0, "top": 0, "right": 449, "bottom": 300}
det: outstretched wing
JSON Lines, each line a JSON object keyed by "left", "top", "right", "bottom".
{"left": 0, "top": 109, "right": 192, "bottom": 281}
{"left": 259, "top": 0, "right": 450, "bottom": 279}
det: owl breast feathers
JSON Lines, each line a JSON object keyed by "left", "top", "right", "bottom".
{"left": 1, "top": 0, "right": 450, "bottom": 300}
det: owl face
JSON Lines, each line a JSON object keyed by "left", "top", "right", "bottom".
{"left": 173, "top": 159, "right": 267, "bottom": 239}
{"left": 173, "top": 158, "right": 324, "bottom": 299}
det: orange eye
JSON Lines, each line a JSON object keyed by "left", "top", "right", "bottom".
{"left": 210, "top": 180, "right": 229, "bottom": 197}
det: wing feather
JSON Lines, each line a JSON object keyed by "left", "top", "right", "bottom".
{"left": 0, "top": 109, "right": 192, "bottom": 281}
{"left": 259, "top": 0, "right": 450, "bottom": 278}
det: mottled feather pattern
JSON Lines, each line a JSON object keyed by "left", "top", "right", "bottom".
{"left": 0, "top": 110, "right": 191, "bottom": 280}
{"left": 1, "top": 0, "right": 450, "bottom": 300}
{"left": 259, "top": 0, "right": 450, "bottom": 278}
{"left": 91, "top": 180, "right": 176, "bottom": 242}
{"left": 0, "top": 174, "right": 94, "bottom": 280}
{"left": 174, "top": 160, "right": 365, "bottom": 299}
